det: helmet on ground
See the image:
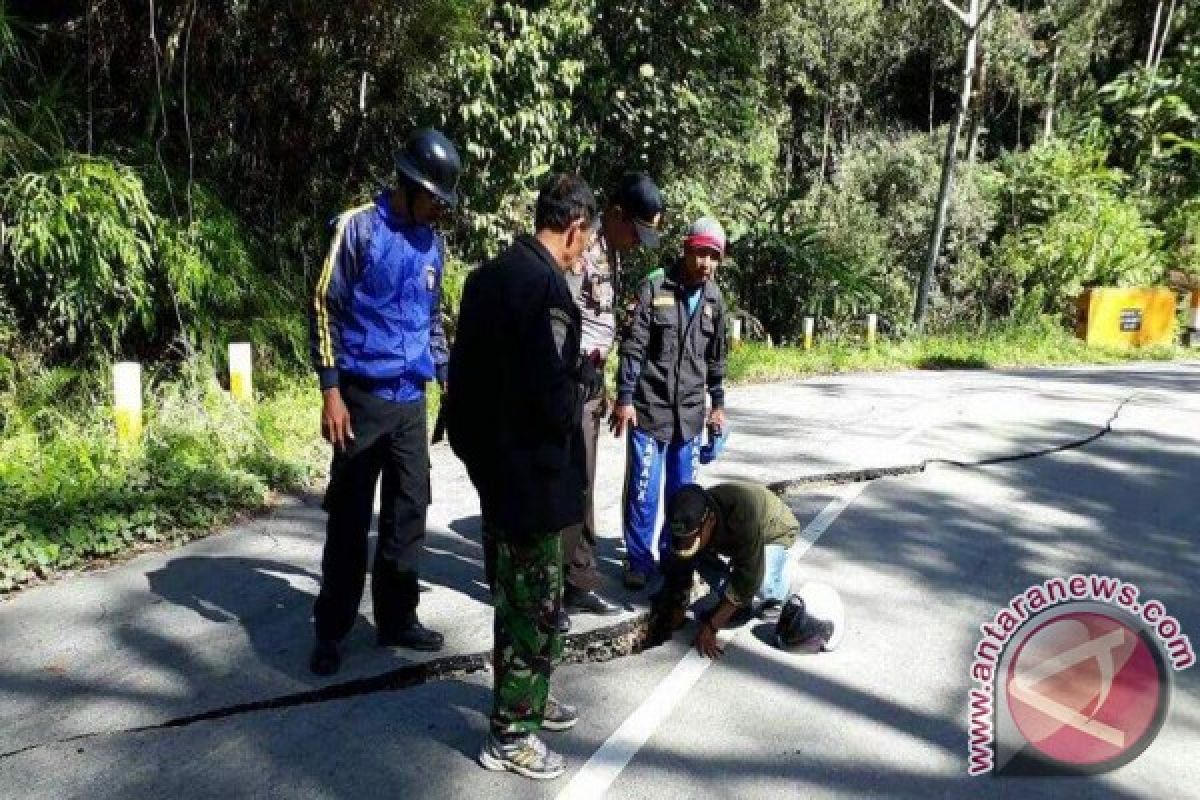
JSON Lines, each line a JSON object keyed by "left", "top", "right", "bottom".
{"left": 394, "top": 128, "right": 462, "bottom": 209}
{"left": 774, "top": 582, "right": 845, "bottom": 653}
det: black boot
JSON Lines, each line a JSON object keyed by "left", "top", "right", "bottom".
{"left": 378, "top": 617, "right": 445, "bottom": 651}
{"left": 309, "top": 639, "right": 341, "bottom": 676}
{"left": 564, "top": 586, "right": 622, "bottom": 616}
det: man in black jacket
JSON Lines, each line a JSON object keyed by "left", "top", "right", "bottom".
{"left": 609, "top": 217, "right": 729, "bottom": 589}
{"left": 447, "top": 174, "right": 600, "bottom": 781}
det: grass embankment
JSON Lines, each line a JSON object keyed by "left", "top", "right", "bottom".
{"left": 0, "top": 366, "right": 326, "bottom": 592}
{"left": 0, "top": 327, "right": 1188, "bottom": 594}
{"left": 726, "top": 326, "right": 1183, "bottom": 384}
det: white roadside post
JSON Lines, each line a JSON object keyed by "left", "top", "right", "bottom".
{"left": 803, "top": 317, "right": 815, "bottom": 351}
{"left": 113, "top": 362, "right": 143, "bottom": 443}
{"left": 866, "top": 313, "right": 878, "bottom": 348}
{"left": 229, "top": 342, "right": 253, "bottom": 402}
{"left": 730, "top": 317, "right": 743, "bottom": 348}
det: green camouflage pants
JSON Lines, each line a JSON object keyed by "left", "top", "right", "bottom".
{"left": 488, "top": 530, "right": 564, "bottom": 735}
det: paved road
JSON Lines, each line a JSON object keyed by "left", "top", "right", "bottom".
{"left": 2, "top": 362, "right": 1198, "bottom": 798}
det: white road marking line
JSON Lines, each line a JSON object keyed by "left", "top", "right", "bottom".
{"left": 556, "top": 421, "right": 937, "bottom": 800}
{"left": 788, "top": 482, "right": 868, "bottom": 562}
{"left": 554, "top": 630, "right": 737, "bottom": 800}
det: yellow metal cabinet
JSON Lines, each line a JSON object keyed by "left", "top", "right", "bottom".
{"left": 1075, "top": 287, "right": 1178, "bottom": 349}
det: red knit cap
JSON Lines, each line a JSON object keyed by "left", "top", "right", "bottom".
{"left": 683, "top": 216, "right": 726, "bottom": 256}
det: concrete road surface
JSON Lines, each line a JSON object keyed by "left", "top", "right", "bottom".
{"left": 2, "top": 362, "right": 1198, "bottom": 799}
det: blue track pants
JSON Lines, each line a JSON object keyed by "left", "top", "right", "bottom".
{"left": 622, "top": 426, "right": 700, "bottom": 576}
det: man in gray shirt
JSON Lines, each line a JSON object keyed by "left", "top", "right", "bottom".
{"left": 559, "top": 173, "right": 663, "bottom": 630}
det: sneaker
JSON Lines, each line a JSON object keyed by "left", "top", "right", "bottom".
{"left": 542, "top": 695, "right": 579, "bottom": 732}
{"left": 623, "top": 566, "right": 648, "bottom": 591}
{"left": 309, "top": 639, "right": 341, "bottom": 676}
{"left": 378, "top": 619, "right": 445, "bottom": 652}
{"left": 479, "top": 731, "right": 565, "bottom": 780}
{"left": 564, "top": 587, "right": 622, "bottom": 616}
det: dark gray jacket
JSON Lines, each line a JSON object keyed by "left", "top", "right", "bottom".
{"left": 616, "top": 263, "right": 727, "bottom": 443}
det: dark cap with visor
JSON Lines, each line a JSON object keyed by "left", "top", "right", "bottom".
{"left": 667, "top": 484, "right": 711, "bottom": 557}
{"left": 611, "top": 172, "right": 664, "bottom": 248}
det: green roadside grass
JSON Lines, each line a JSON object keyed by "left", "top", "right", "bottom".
{"left": 0, "top": 371, "right": 327, "bottom": 592}
{"left": 0, "top": 328, "right": 1191, "bottom": 594}
{"left": 727, "top": 327, "right": 1183, "bottom": 384}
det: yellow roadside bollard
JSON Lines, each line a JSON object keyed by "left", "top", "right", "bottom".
{"left": 229, "top": 342, "right": 253, "bottom": 402}
{"left": 113, "top": 361, "right": 142, "bottom": 443}
{"left": 866, "top": 313, "right": 878, "bottom": 347}
{"left": 803, "top": 317, "right": 815, "bottom": 351}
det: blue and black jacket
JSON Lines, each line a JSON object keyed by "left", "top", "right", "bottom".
{"left": 309, "top": 191, "right": 449, "bottom": 401}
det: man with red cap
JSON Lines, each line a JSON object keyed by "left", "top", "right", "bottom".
{"left": 610, "top": 216, "right": 729, "bottom": 589}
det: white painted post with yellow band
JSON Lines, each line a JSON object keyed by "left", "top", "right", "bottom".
{"left": 113, "top": 362, "right": 142, "bottom": 443}
{"left": 866, "top": 313, "right": 878, "bottom": 347}
{"left": 229, "top": 342, "right": 253, "bottom": 402}
{"left": 803, "top": 317, "right": 815, "bottom": 351}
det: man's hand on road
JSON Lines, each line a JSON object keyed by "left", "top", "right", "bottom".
{"left": 321, "top": 387, "right": 355, "bottom": 450}
{"left": 694, "top": 622, "right": 724, "bottom": 659}
{"left": 609, "top": 403, "right": 637, "bottom": 437}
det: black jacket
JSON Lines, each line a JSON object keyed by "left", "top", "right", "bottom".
{"left": 446, "top": 235, "right": 592, "bottom": 542}
{"left": 616, "top": 263, "right": 727, "bottom": 443}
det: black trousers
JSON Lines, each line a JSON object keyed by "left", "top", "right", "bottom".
{"left": 561, "top": 389, "right": 605, "bottom": 591}
{"left": 313, "top": 383, "right": 430, "bottom": 642}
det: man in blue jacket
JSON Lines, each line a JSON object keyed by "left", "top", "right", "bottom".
{"left": 307, "top": 128, "right": 460, "bottom": 676}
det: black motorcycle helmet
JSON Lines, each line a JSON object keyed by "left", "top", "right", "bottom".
{"left": 774, "top": 583, "right": 845, "bottom": 653}
{"left": 394, "top": 128, "right": 462, "bottom": 210}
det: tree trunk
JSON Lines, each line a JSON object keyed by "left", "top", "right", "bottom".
{"left": 965, "top": 14, "right": 991, "bottom": 166}
{"left": 915, "top": 0, "right": 981, "bottom": 330}
{"left": 144, "top": 1, "right": 192, "bottom": 141}
{"left": 818, "top": 102, "right": 832, "bottom": 190}
{"left": 929, "top": 54, "right": 936, "bottom": 133}
{"left": 1041, "top": 37, "right": 1059, "bottom": 144}
{"left": 1153, "top": 0, "right": 1177, "bottom": 73}
{"left": 1147, "top": 0, "right": 1164, "bottom": 68}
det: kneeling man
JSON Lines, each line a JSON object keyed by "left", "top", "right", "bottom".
{"left": 649, "top": 481, "right": 799, "bottom": 658}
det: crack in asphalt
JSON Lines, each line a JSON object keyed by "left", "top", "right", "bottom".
{"left": 0, "top": 616, "right": 650, "bottom": 761}
{"left": 769, "top": 393, "right": 1137, "bottom": 495}
{"left": 0, "top": 393, "right": 1140, "bottom": 761}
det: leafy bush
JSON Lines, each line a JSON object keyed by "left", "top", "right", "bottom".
{"left": 1164, "top": 197, "right": 1200, "bottom": 279}
{"left": 1, "top": 155, "right": 157, "bottom": 355}
{"left": 990, "top": 193, "right": 1165, "bottom": 318}
{"left": 992, "top": 139, "right": 1124, "bottom": 236}
{"left": 723, "top": 129, "right": 1000, "bottom": 340}
{"left": 729, "top": 202, "right": 887, "bottom": 343}
{"left": 0, "top": 151, "right": 303, "bottom": 367}
{"left": 1098, "top": 40, "right": 1200, "bottom": 209}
